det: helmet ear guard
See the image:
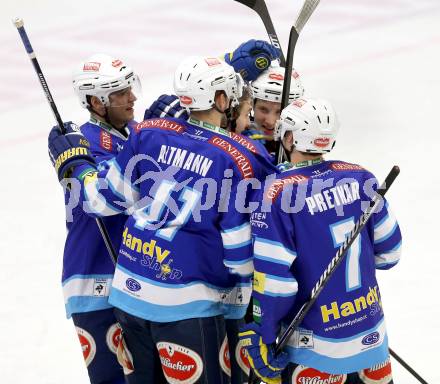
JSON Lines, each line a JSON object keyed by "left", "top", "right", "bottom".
{"left": 275, "top": 98, "right": 339, "bottom": 154}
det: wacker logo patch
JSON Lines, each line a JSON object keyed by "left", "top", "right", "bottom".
{"left": 219, "top": 336, "right": 231, "bottom": 377}
{"left": 76, "top": 326, "right": 96, "bottom": 367}
{"left": 291, "top": 365, "right": 346, "bottom": 384}
{"left": 157, "top": 342, "right": 203, "bottom": 383}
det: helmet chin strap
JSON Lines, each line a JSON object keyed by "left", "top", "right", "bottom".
{"left": 213, "top": 99, "right": 234, "bottom": 129}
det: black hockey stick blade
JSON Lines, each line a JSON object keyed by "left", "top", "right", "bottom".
{"left": 275, "top": 165, "right": 400, "bottom": 353}
{"left": 13, "top": 17, "right": 119, "bottom": 266}
{"left": 234, "top": 0, "right": 286, "bottom": 66}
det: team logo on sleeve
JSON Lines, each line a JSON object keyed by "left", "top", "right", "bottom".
{"left": 235, "top": 339, "right": 250, "bottom": 375}
{"left": 291, "top": 365, "right": 346, "bottom": 384}
{"left": 106, "top": 323, "right": 122, "bottom": 354}
{"left": 359, "top": 358, "right": 392, "bottom": 384}
{"left": 219, "top": 336, "right": 231, "bottom": 377}
{"left": 157, "top": 342, "right": 203, "bottom": 383}
{"left": 75, "top": 326, "right": 96, "bottom": 367}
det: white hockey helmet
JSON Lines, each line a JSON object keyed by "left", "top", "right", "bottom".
{"left": 251, "top": 66, "right": 304, "bottom": 103}
{"left": 173, "top": 56, "right": 243, "bottom": 111}
{"left": 72, "top": 53, "right": 141, "bottom": 109}
{"left": 274, "top": 98, "right": 339, "bottom": 153}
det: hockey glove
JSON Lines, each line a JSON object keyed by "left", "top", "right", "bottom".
{"left": 224, "top": 39, "right": 280, "bottom": 81}
{"left": 48, "top": 122, "right": 95, "bottom": 181}
{"left": 143, "top": 94, "right": 189, "bottom": 120}
{"left": 239, "top": 323, "right": 289, "bottom": 384}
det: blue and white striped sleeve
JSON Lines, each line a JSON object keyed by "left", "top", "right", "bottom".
{"left": 373, "top": 200, "right": 402, "bottom": 270}
{"left": 73, "top": 132, "right": 141, "bottom": 218}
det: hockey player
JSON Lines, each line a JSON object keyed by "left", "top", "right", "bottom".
{"left": 57, "top": 53, "right": 143, "bottom": 384}
{"left": 48, "top": 56, "right": 277, "bottom": 383}
{"left": 56, "top": 39, "right": 278, "bottom": 384}
{"left": 239, "top": 98, "right": 402, "bottom": 384}
{"left": 248, "top": 65, "right": 304, "bottom": 154}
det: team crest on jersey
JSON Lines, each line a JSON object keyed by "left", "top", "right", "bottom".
{"left": 93, "top": 278, "right": 108, "bottom": 297}
{"left": 157, "top": 342, "right": 203, "bottom": 384}
{"left": 219, "top": 336, "right": 231, "bottom": 377}
{"left": 75, "top": 326, "right": 96, "bottom": 367}
{"left": 116, "top": 334, "right": 134, "bottom": 375}
{"left": 100, "top": 130, "right": 112, "bottom": 151}
{"left": 265, "top": 174, "right": 309, "bottom": 201}
{"left": 106, "top": 323, "right": 122, "bottom": 354}
{"left": 291, "top": 365, "right": 347, "bottom": 384}
{"left": 235, "top": 339, "right": 250, "bottom": 375}
{"left": 359, "top": 358, "right": 392, "bottom": 384}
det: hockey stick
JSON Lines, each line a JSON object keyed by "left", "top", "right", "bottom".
{"left": 13, "top": 18, "right": 118, "bottom": 266}
{"left": 234, "top": 0, "right": 286, "bottom": 66}
{"left": 389, "top": 348, "right": 429, "bottom": 384}
{"left": 276, "top": 0, "right": 320, "bottom": 164}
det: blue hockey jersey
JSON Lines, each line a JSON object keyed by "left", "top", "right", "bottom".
{"left": 62, "top": 117, "right": 132, "bottom": 318}
{"left": 250, "top": 159, "right": 402, "bottom": 374}
{"left": 72, "top": 117, "right": 277, "bottom": 322}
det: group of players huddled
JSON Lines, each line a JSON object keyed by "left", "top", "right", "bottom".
{"left": 48, "top": 38, "right": 402, "bottom": 384}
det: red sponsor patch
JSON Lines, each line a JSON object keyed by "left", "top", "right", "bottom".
{"left": 230, "top": 132, "right": 258, "bottom": 154}
{"left": 135, "top": 118, "right": 185, "bottom": 134}
{"left": 269, "top": 73, "right": 284, "bottom": 81}
{"left": 83, "top": 62, "right": 101, "bottom": 72}
{"left": 106, "top": 323, "right": 122, "bottom": 354}
{"left": 112, "top": 59, "right": 123, "bottom": 67}
{"left": 314, "top": 137, "right": 330, "bottom": 148}
{"left": 359, "top": 359, "right": 392, "bottom": 384}
{"left": 208, "top": 136, "right": 254, "bottom": 179}
{"left": 157, "top": 342, "right": 203, "bottom": 384}
{"left": 219, "top": 336, "right": 231, "bottom": 377}
{"left": 266, "top": 174, "right": 309, "bottom": 201}
{"left": 235, "top": 340, "right": 250, "bottom": 375}
{"left": 179, "top": 96, "right": 193, "bottom": 105}
{"left": 76, "top": 326, "right": 96, "bottom": 367}
{"left": 292, "top": 99, "right": 307, "bottom": 108}
{"left": 331, "top": 162, "right": 364, "bottom": 171}
{"left": 100, "top": 130, "right": 112, "bottom": 151}
{"left": 291, "top": 365, "right": 346, "bottom": 384}
{"left": 205, "top": 57, "right": 221, "bottom": 66}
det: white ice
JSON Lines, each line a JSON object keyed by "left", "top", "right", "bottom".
{"left": 0, "top": 0, "right": 439, "bottom": 382}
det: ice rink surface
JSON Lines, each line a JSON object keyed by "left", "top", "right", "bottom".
{"left": 1, "top": 0, "right": 439, "bottom": 382}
